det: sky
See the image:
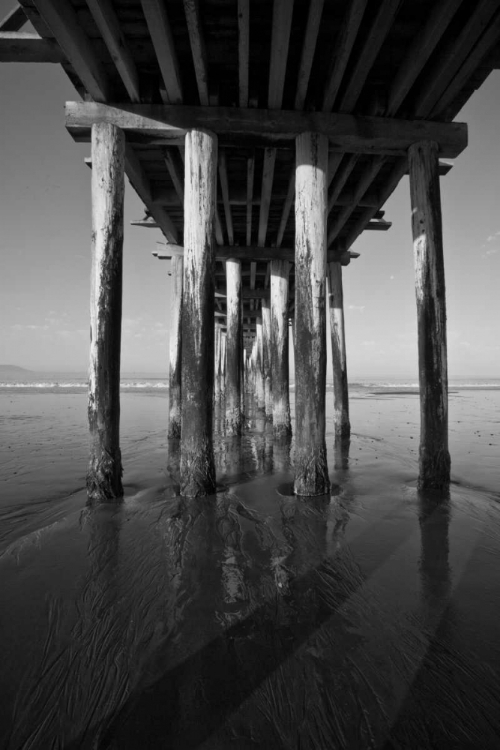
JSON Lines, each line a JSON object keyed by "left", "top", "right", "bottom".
{"left": 1, "top": 1, "right": 500, "bottom": 379}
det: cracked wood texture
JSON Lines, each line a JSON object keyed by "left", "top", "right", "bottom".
{"left": 225, "top": 258, "right": 243, "bottom": 435}
{"left": 88, "top": 122, "right": 125, "bottom": 504}
{"left": 168, "top": 254, "right": 183, "bottom": 439}
{"left": 327, "top": 261, "right": 350, "bottom": 438}
{"left": 294, "top": 132, "right": 330, "bottom": 496}
{"left": 270, "top": 259, "right": 291, "bottom": 437}
{"left": 180, "top": 129, "right": 217, "bottom": 497}
{"left": 409, "top": 140, "right": 450, "bottom": 491}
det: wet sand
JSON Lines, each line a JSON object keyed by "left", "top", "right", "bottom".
{"left": 1, "top": 388, "right": 500, "bottom": 748}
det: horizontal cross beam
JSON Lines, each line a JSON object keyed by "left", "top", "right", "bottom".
{"left": 0, "top": 31, "right": 64, "bottom": 62}
{"left": 66, "top": 102, "right": 467, "bottom": 158}
{"left": 153, "top": 245, "right": 356, "bottom": 265}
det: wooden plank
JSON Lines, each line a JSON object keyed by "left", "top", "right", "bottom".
{"left": 328, "top": 154, "right": 359, "bottom": 213}
{"left": 338, "top": 0, "right": 403, "bottom": 113}
{"left": 0, "top": 5, "right": 27, "bottom": 32}
{"left": 0, "top": 31, "right": 64, "bottom": 62}
{"left": 86, "top": 0, "right": 140, "bottom": 102}
{"left": 218, "top": 149, "right": 234, "bottom": 245}
{"left": 31, "top": 0, "right": 111, "bottom": 101}
{"left": 322, "top": 0, "right": 368, "bottom": 112}
{"left": 246, "top": 154, "right": 255, "bottom": 245}
{"left": 366, "top": 219, "right": 392, "bottom": 231}
{"left": 88, "top": 122, "right": 125, "bottom": 503}
{"left": 168, "top": 255, "right": 183, "bottom": 439}
{"left": 140, "top": 0, "right": 182, "bottom": 103}
{"left": 183, "top": 0, "right": 209, "bottom": 106}
{"left": 408, "top": 141, "right": 450, "bottom": 490}
{"left": 180, "top": 129, "right": 217, "bottom": 496}
{"left": 65, "top": 102, "right": 468, "bottom": 158}
{"left": 387, "top": 0, "right": 464, "bottom": 115}
{"left": 237, "top": 0, "right": 249, "bottom": 108}
{"left": 327, "top": 156, "right": 385, "bottom": 245}
{"left": 163, "top": 148, "right": 184, "bottom": 204}
{"left": 268, "top": 0, "right": 294, "bottom": 109}
{"left": 413, "top": 0, "right": 499, "bottom": 118}
{"left": 276, "top": 171, "right": 295, "bottom": 248}
{"left": 258, "top": 147, "right": 276, "bottom": 247}
{"left": 294, "top": 132, "right": 330, "bottom": 495}
{"left": 295, "top": 0, "right": 324, "bottom": 109}
{"left": 154, "top": 245, "right": 355, "bottom": 263}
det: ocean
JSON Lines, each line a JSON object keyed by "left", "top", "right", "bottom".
{"left": 1, "top": 374, "right": 500, "bottom": 748}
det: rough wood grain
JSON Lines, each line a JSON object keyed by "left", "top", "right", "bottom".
{"left": 409, "top": 141, "right": 450, "bottom": 490}
{"left": 327, "top": 261, "right": 350, "bottom": 438}
{"left": 140, "top": 0, "right": 183, "bottom": 103}
{"left": 294, "top": 131, "right": 330, "bottom": 496}
{"left": 270, "top": 259, "right": 291, "bottom": 437}
{"left": 225, "top": 259, "right": 243, "bottom": 434}
{"left": 180, "top": 129, "right": 217, "bottom": 496}
{"left": 168, "top": 254, "right": 183, "bottom": 439}
{"left": 261, "top": 298, "right": 272, "bottom": 419}
{"left": 88, "top": 122, "right": 125, "bottom": 503}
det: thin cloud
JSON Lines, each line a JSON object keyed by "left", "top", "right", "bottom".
{"left": 348, "top": 304, "right": 365, "bottom": 313}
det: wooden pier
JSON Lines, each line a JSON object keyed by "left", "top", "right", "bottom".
{"left": 3, "top": 0, "right": 500, "bottom": 499}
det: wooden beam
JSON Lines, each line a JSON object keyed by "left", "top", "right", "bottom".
{"left": 322, "top": 0, "right": 368, "bottom": 112}
{"left": 0, "top": 31, "right": 64, "bottom": 62}
{"left": 258, "top": 147, "right": 276, "bottom": 246}
{"left": 86, "top": 0, "right": 140, "bottom": 103}
{"left": 218, "top": 149, "right": 234, "bottom": 245}
{"left": 30, "top": 0, "right": 111, "bottom": 101}
{"left": 294, "top": 0, "right": 324, "bottom": 109}
{"left": 0, "top": 5, "right": 27, "bottom": 32}
{"left": 163, "top": 148, "right": 184, "bottom": 204}
{"left": 168, "top": 255, "right": 183, "bottom": 439}
{"left": 276, "top": 171, "right": 295, "bottom": 248}
{"left": 386, "top": 0, "right": 464, "bottom": 115}
{"left": 268, "top": 0, "right": 294, "bottom": 109}
{"left": 413, "top": 0, "right": 500, "bottom": 118}
{"left": 154, "top": 244, "right": 353, "bottom": 263}
{"left": 237, "top": 0, "right": 249, "bottom": 108}
{"left": 338, "top": 0, "right": 403, "bottom": 113}
{"left": 328, "top": 156, "right": 385, "bottom": 245}
{"left": 140, "top": 0, "right": 182, "bottom": 104}
{"left": 65, "top": 103, "right": 468, "bottom": 159}
{"left": 328, "top": 154, "right": 360, "bottom": 213}
{"left": 246, "top": 154, "right": 255, "bottom": 245}
{"left": 183, "top": 0, "right": 209, "bottom": 106}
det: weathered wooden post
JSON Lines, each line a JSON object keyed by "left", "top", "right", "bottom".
{"left": 294, "top": 132, "right": 330, "bottom": 496}
{"left": 214, "top": 324, "right": 222, "bottom": 404}
{"left": 261, "top": 297, "right": 273, "bottom": 419}
{"left": 168, "top": 254, "right": 183, "bottom": 439}
{"left": 255, "top": 315, "right": 265, "bottom": 410}
{"left": 270, "top": 259, "right": 291, "bottom": 437}
{"left": 87, "top": 122, "right": 125, "bottom": 504}
{"left": 180, "top": 129, "right": 217, "bottom": 497}
{"left": 408, "top": 140, "right": 450, "bottom": 491}
{"left": 225, "top": 258, "right": 243, "bottom": 434}
{"left": 327, "top": 261, "right": 350, "bottom": 438}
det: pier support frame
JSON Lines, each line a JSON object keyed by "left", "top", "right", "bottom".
{"left": 180, "top": 129, "right": 217, "bottom": 497}
{"left": 409, "top": 140, "right": 450, "bottom": 490}
{"left": 225, "top": 258, "right": 243, "bottom": 435}
{"left": 255, "top": 315, "right": 265, "bottom": 410}
{"left": 262, "top": 298, "right": 273, "bottom": 419}
{"left": 168, "top": 255, "right": 183, "bottom": 439}
{"left": 270, "top": 259, "right": 291, "bottom": 437}
{"left": 87, "top": 122, "right": 125, "bottom": 503}
{"left": 327, "top": 261, "right": 350, "bottom": 438}
{"left": 294, "top": 132, "right": 330, "bottom": 496}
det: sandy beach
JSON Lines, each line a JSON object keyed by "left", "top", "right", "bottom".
{"left": 1, "top": 382, "right": 500, "bottom": 748}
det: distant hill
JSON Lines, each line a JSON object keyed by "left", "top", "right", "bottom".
{"left": 0, "top": 365, "right": 32, "bottom": 374}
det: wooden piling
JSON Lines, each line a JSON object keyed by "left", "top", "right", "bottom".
{"left": 327, "top": 261, "right": 350, "bottom": 438}
{"left": 409, "top": 140, "right": 450, "bottom": 490}
{"left": 255, "top": 315, "right": 265, "bottom": 409}
{"left": 261, "top": 297, "right": 273, "bottom": 419}
{"left": 270, "top": 259, "right": 291, "bottom": 437}
{"left": 87, "top": 122, "right": 125, "bottom": 503}
{"left": 294, "top": 131, "right": 330, "bottom": 496}
{"left": 180, "top": 129, "right": 217, "bottom": 497}
{"left": 168, "top": 254, "right": 183, "bottom": 439}
{"left": 225, "top": 258, "right": 243, "bottom": 435}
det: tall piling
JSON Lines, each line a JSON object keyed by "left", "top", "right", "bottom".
{"left": 409, "top": 140, "right": 450, "bottom": 491}
{"left": 327, "top": 261, "right": 350, "bottom": 438}
{"left": 87, "top": 122, "right": 125, "bottom": 504}
{"left": 270, "top": 259, "right": 291, "bottom": 437}
{"left": 294, "top": 131, "right": 330, "bottom": 496}
{"left": 180, "top": 129, "right": 217, "bottom": 497}
{"left": 168, "top": 255, "right": 183, "bottom": 439}
{"left": 262, "top": 297, "right": 273, "bottom": 419}
{"left": 225, "top": 258, "right": 243, "bottom": 434}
